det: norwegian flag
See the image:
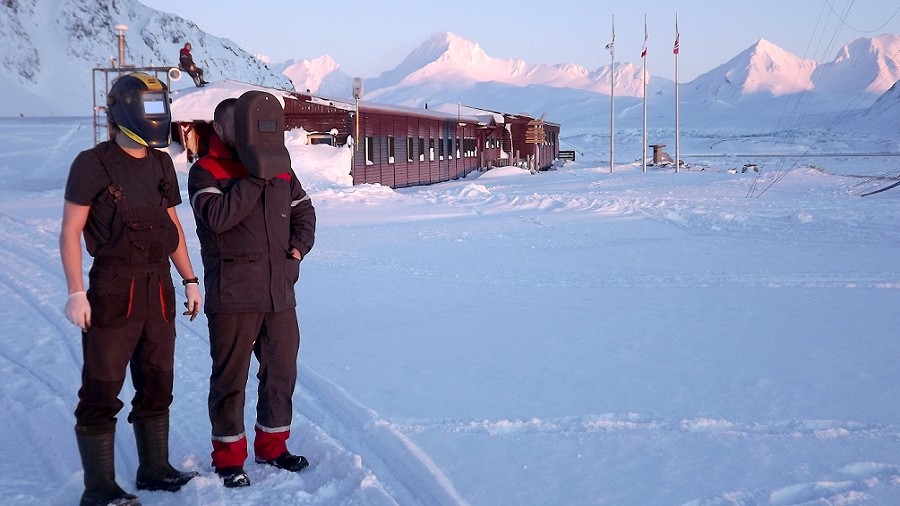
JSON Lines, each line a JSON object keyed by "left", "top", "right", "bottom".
{"left": 641, "top": 19, "right": 648, "bottom": 57}
{"left": 605, "top": 15, "right": 616, "bottom": 55}
{"left": 673, "top": 23, "right": 680, "bottom": 54}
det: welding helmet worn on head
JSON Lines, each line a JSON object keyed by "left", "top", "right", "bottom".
{"left": 233, "top": 90, "right": 290, "bottom": 179}
{"left": 107, "top": 72, "right": 171, "bottom": 147}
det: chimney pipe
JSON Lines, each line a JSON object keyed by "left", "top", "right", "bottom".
{"left": 113, "top": 24, "right": 128, "bottom": 68}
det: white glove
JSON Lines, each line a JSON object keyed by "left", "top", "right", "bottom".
{"left": 183, "top": 283, "right": 202, "bottom": 321}
{"left": 64, "top": 291, "right": 91, "bottom": 330}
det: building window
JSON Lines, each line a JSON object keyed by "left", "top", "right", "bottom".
{"left": 438, "top": 137, "right": 444, "bottom": 160}
{"left": 418, "top": 137, "right": 425, "bottom": 161}
{"left": 365, "top": 136, "right": 374, "bottom": 165}
{"left": 407, "top": 137, "right": 414, "bottom": 162}
{"left": 429, "top": 138, "right": 435, "bottom": 161}
{"left": 387, "top": 136, "right": 395, "bottom": 164}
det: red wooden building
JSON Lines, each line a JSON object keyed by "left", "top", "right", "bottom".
{"left": 283, "top": 92, "right": 560, "bottom": 188}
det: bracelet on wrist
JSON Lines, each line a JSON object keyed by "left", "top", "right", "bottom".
{"left": 182, "top": 277, "right": 200, "bottom": 286}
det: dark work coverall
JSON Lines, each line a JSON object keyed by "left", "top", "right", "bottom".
{"left": 179, "top": 48, "right": 205, "bottom": 87}
{"left": 187, "top": 132, "right": 316, "bottom": 469}
{"left": 65, "top": 140, "right": 181, "bottom": 432}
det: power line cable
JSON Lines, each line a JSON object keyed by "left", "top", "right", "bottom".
{"left": 750, "top": 0, "right": 900, "bottom": 198}
{"left": 825, "top": 0, "right": 900, "bottom": 33}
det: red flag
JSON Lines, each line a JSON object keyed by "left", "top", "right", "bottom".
{"left": 606, "top": 22, "right": 615, "bottom": 55}
{"left": 641, "top": 20, "right": 648, "bottom": 57}
{"left": 673, "top": 22, "right": 680, "bottom": 54}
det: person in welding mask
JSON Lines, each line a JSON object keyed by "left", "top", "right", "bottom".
{"left": 187, "top": 92, "right": 316, "bottom": 488}
{"left": 60, "top": 72, "right": 203, "bottom": 506}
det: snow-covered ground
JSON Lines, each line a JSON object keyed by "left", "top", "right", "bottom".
{"left": 0, "top": 115, "right": 898, "bottom": 505}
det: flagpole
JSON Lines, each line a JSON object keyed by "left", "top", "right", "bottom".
{"left": 642, "top": 13, "right": 648, "bottom": 174}
{"left": 609, "top": 15, "right": 615, "bottom": 174}
{"left": 674, "top": 12, "right": 680, "bottom": 173}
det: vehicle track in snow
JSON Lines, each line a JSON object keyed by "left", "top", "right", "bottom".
{"left": 0, "top": 210, "right": 92, "bottom": 499}
{"left": 0, "top": 212, "right": 83, "bottom": 392}
{"left": 294, "top": 364, "right": 470, "bottom": 505}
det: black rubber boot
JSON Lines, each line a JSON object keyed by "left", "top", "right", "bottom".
{"left": 215, "top": 466, "right": 251, "bottom": 488}
{"left": 256, "top": 451, "right": 310, "bottom": 472}
{"left": 75, "top": 427, "right": 141, "bottom": 506}
{"left": 133, "top": 416, "right": 199, "bottom": 492}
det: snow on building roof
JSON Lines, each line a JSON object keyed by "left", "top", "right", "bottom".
{"left": 170, "top": 79, "right": 296, "bottom": 122}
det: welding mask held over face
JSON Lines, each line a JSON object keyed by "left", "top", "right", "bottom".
{"left": 233, "top": 91, "right": 291, "bottom": 179}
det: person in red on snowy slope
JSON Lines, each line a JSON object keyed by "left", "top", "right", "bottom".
{"left": 60, "top": 72, "right": 202, "bottom": 506}
{"left": 188, "top": 93, "right": 316, "bottom": 488}
{"left": 179, "top": 42, "right": 208, "bottom": 87}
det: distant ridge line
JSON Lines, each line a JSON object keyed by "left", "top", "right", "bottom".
{"left": 685, "top": 152, "right": 900, "bottom": 158}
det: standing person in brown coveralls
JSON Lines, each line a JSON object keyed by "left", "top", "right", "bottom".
{"left": 61, "top": 72, "right": 202, "bottom": 506}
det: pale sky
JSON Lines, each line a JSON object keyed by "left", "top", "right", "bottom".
{"left": 140, "top": 0, "right": 900, "bottom": 81}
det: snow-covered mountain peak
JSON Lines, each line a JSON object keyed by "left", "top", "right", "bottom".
{"left": 742, "top": 38, "right": 816, "bottom": 94}
{"left": 687, "top": 38, "right": 816, "bottom": 100}
{"left": 412, "top": 32, "right": 513, "bottom": 81}
{"left": 280, "top": 54, "right": 341, "bottom": 75}
{"left": 369, "top": 31, "right": 498, "bottom": 89}
{"left": 817, "top": 33, "right": 900, "bottom": 93}
{"left": 753, "top": 38, "right": 785, "bottom": 53}
{"left": 277, "top": 54, "right": 347, "bottom": 94}
{"left": 833, "top": 34, "right": 899, "bottom": 63}
{"left": 419, "top": 32, "right": 489, "bottom": 65}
